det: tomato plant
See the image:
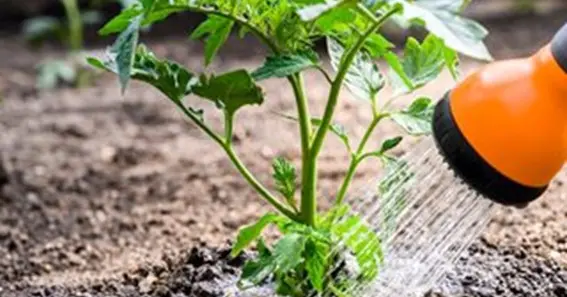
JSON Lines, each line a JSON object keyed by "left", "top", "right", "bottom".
{"left": 89, "top": 0, "right": 490, "bottom": 295}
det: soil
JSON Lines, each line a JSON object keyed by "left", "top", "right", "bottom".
{"left": 1, "top": 8, "right": 567, "bottom": 297}
{"left": 436, "top": 241, "right": 567, "bottom": 297}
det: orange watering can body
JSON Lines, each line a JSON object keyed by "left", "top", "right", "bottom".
{"left": 433, "top": 22, "right": 567, "bottom": 206}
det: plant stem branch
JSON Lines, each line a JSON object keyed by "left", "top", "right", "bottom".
{"left": 335, "top": 114, "right": 386, "bottom": 205}
{"left": 224, "top": 112, "right": 234, "bottom": 146}
{"left": 224, "top": 146, "right": 300, "bottom": 221}
{"left": 315, "top": 65, "right": 333, "bottom": 84}
{"left": 173, "top": 101, "right": 224, "bottom": 146}
{"left": 335, "top": 158, "right": 360, "bottom": 206}
{"left": 310, "top": 6, "right": 400, "bottom": 158}
{"left": 290, "top": 75, "right": 312, "bottom": 164}
{"left": 173, "top": 101, "right": 299, "bottom": 221}
{"left": 301, "top": 6, "right": 401, "bottom": 219}
{"left": 300, "top": 156, "right": 318, "bottom": 226}
{"left": 288, "top": 74, "right": 317, "bottom": 226}
{"left": 61, "top": 0, "right": 83, "bottom": 52}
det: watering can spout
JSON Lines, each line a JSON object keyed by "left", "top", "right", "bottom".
{"left": 432, "top": 22, "right": 567, "bottom": 207}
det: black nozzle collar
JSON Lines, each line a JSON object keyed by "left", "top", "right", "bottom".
{"left": 552, "top": 22, "right": 567, "bottom": 73}
{"left": 432, "top": 94, "right": 547, "bottom": 206}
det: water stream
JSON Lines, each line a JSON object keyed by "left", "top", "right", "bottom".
{"left": 225, "top": 138, "right": 496, "bottom": 297}
{"left": 331, "top": 138, "right": 495, "bottom": 296}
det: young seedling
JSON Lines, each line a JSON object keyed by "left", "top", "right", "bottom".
{"left": 23, "top": 0, "right": 129, "bottom": 90}
{"left": 90, "top": 0, "right": 490, "bottom": 295}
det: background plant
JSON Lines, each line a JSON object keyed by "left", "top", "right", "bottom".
{"left": 23, "top": 0, "right": 132, "bottom": 89}
{"left": 89, "top": 0, "right": 490, "bottom": 295}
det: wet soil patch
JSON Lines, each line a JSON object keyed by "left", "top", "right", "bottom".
{"left": 433, "top": 240, "right": 567, "bottom": 297}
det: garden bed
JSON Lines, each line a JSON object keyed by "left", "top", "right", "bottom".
{"left": 1, "top": 8, "right": 567, "bottom": 297}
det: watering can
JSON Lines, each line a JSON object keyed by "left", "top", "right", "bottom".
{"left": 432, "top": 22, "right": 567, "bottom": 206}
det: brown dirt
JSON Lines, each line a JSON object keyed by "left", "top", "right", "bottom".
{"left": 1, "top": 9, "right": 567, "bottom": 297}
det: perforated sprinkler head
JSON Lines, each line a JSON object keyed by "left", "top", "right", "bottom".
{"left": 432, "top": 22, "right": 567, "bottom": 207}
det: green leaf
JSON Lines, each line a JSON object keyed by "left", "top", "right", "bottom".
{"left": 232, "top": 213, "right": 282, "bottom": 257}
{"left": 192, "top": 70, "right": 264, "bottom": 116}
{"left": 378, "top": 155, "right": 413, "bottom": 196}
{"left": 379, "top": 136, "right": 403, "bottom": 154}
{"left": 383, "top": 51, "right": 412, "bottom": 92}
{"left": 407, "top": 96, "right": 432, "bottom": 114}
{"left": 241, "top": 259, "right": 274, "bottom": 286}
{"left": 314, "top": 5, "right": 356, "bottom": 33}
{"left": 304, "top": 238, "right": 328, "bottom": 292}
{"left": 385, "top": 35, "right": 447, "bottom": 94}
{"left": 98, "top": 6, "right": 143, "bottom": 35}
{"left": 364, "top": 33, "right": 395, "bottom": 58}
{"left": 141, "top": 0, "right": 192, "bottom": 25}
{"left": 88, "top": 45, "right": 196, "bottom": 101}
{"left": 275, "top": 277, "right": 300, "bottom": 296}
{"left": 240, "top": 239, "right": 276, "bottom": 286}
{"left": 108, "top": 15, "right": 142, "bottom": 93}
{"left": 140, "top": 0, "right": 155, "bottom": 8}
{"left": 391, "top": 112, "right": 430, "bottom": 135}
{"left": 320, "top": 204, "right": 350, "bottom": 229}
{"left": 190, "top": 15, "right": 234, "bottom": 66}
{"left": 273, "top": 233, "right": 307, "bottom": 272}
{"left": 297, "top": 0, "right": 343, "bottom": 21}
{"left": 86, "top": 57, "right": 105, "bottom": 69}
{"left": 444, "top": 46, "right": 460, "bottom": 80}
{"left": 272, "top": 157, "right": 297, "bottom": 205}
{"left": 257, "top": 238, "right": 272, "bottom": 258}
{"left": 332, "top": 214, "right": 383, "bottom": 280}
{"left": 327, "top": 38, "right": 384, "bottom": 102}
{"left": 393, "top": 0, "right": 492, "bottom": 61}
{"left": 391, "top": 97, "right": 434, "bottom": 135}
{"left": 252, "top": 51, "right": 319, "bottom": 81}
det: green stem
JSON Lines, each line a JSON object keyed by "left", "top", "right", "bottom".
{"left": 302, "top": 6, "right": 401, "bottom": 222}
{"left": 61, "top": 0, "right": 83, "bottom": 52}
{"left": 335, "top": 158, "right": 360, "bottom": 206}
{"left": 173, "top": 101, "right": 224, "bottom": 146}
{"left": 288, "top": 74, "right": 316, "bottom": 225}
{"left": 225, "top": 146, "right": 300, "bottom": 221}
{"left": 173, "top": 101, "right": 299, "bottom": 222}
{"left": 300, "top": 156, "right": 318, "bottom": 226}
{"left": 310, "top": 6, "right": 400, "bottom": 158}
{"left": 315, "top": 65, "right": 333, "bottom": 84}
{"left": 290, "top": 75, "right": 312, "bottom": 164}
{"left": 335, "top": 114, "right": 385, "bottom": 205}
{"left": 224, "top": 112, "right": 234, "bottom": 146}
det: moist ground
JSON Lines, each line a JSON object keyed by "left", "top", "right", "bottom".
{"left": 1, "top": 9, "right": 567, "bottom": 297}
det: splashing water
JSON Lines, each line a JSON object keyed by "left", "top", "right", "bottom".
{"left": 226, "top": 138, "right": 495, "bottom": 297}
